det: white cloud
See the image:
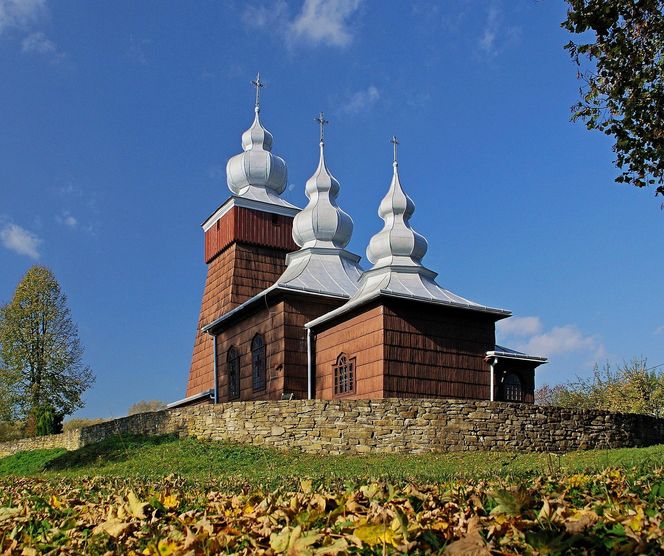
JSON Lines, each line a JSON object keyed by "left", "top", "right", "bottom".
{"left": 496, "top": 316, "right": 542, "bottom": 337}
{"left": 478, "top": 2, "right": 521, "bottom": 58}
{"left": 498, "top": 316, "right": 605, "bottom": 361}
{"left": 479, "top": 5, "right": 499, "bottom": 55}
{"left": 519, "top": 325, "right": 603, "bottom": 359}
{"left": 56, "top": 211, "right": 77, "bottom": 228}
{"left": 289, "top": 0, "right": 362, "bottom": 47}
{"left": 0, "top": 0, "right": 46, "bottom": 35}
{"left": 339, "top": 85, "right": 379, "bottom": 115}
{"left": 243, "top": 0, "right": 362, "bottom": 48}
{"left": 21, "top": 30, "right": 63, "bottom": 61}
{"left": 242, "top": 0, "right": 288, "bottom": 29}
{"left": 654, "top": 325, "right": 664, "bottom": 336}
{"left": 0, "top": 222, "right": 41, "bottom": 259}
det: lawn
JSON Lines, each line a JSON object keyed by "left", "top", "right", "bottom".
{"left": 1, "top": 434, "right": 663, "bottom": 488}
{"left": 1, "top": 436, "right": 663, "bottom": 554}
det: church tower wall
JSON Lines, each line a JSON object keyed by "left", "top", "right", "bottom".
{"left": 186, "top": 204, "right": 297, "bottom": 398}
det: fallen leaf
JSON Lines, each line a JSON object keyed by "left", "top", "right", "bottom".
{"left": 0, "top": 507, "right": 21, "bottom": 524}
{"left": 93, "top": 518, "right": 131, "bottom": 538}
{"left": 127, "top": 491, "right": 148, "bottom": 519}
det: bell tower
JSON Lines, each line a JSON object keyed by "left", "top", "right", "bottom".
{"left": 186, "top": 74, "right": 299, "bottom": 397}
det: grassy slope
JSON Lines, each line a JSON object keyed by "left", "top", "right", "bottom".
{"left": 1, "top": 434, "right": 663, "bottom": 487}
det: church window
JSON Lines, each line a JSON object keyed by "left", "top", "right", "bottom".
{"left": 334, "top": 353, "right": 355, "bottom": 396}
{"left": 503, "top": 373, "right": 523, "bottom": 402}
{"left": 227, "top": 347, "right": 240, "bottom": 399}
{"left": 251, "top": 334, "right": 266, "bottom": 391}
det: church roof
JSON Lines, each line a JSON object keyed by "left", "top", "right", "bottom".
{"left": 275, "top": 113, "right": 362, "bottom": 298}
{"left": 488, "top": 345, "right": 548, "bottom": 364}
{"left": 306, "top": 138, "right": 510, "bottom": 329}
{"left": 225, "top": 73, "right": 298, "bottom": 212}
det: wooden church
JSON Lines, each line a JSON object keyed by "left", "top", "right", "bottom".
{"left": 174, "top": 77, "right": 546, "bottom": 408}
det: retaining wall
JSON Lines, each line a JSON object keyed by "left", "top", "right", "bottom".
{"left": 1, "top": 399, "right": 663, "bottom": 457}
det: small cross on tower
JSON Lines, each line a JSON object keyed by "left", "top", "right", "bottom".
{"left": 315, "top": 112, "right": 329, "bottom": 144}
{"left": 391, "top": 135, "right": 399, "bottom": 164}
{"left": 251, "top": 72, "right": 264, "bottom": 110}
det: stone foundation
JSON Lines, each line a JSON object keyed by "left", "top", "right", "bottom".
{"left": 1, "top": 399, "right": 663, "bottom": 457}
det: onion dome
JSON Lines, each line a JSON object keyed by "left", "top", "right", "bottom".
{"left": 226, "top": 73, "right": 288, "bottom": 203}
{"left": 366, "top": 138, "right": 427, "bottom": 268}
{"left": 277, "top": 113, "right": 362, "bottom": 298}
{"left": 292, "top": 116, "right": 353, "bottom": 249}
{"left": 305, "top": 137, "right": 510, "bottom": 329}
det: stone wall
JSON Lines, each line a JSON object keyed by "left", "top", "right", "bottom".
{"left": 1, "top": 399, "right": 663, "bottom": 457}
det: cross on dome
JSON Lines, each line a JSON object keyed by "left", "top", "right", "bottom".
{"left": 251, "top": 72, "right": 264, "bottom": 112}
{"left": 391, "top": 135, "right": 399, "bottom": 165}
{"left": 315, "top": 112, "right": 329, "bottom": 144}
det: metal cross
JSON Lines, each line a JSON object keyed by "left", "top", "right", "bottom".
{"left": 391, "top": 136, "right": 399, "bottom": 163}
{"left": 251, "top": 72, "right": 264, "bottom": 109}
{"left": 315, "top": 111, "right": 329, "bottom": 143}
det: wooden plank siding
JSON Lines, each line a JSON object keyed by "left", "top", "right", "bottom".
{"left": 186, "top": 204, "right": 297, "bottom": 398}
{"left": 211, "top": 293, "right": 344, "bottom": 402}
{"left": 205, "top": 206, "right": 297, "bottom": 263}
{"left": 313, "top": 303, "right": 385, "bottom": 399}
{"left": 214, "top": 301, "right": 287, "bottom": 403}
{"left": 382, "top": 299, "right": 497, "bottom": 400}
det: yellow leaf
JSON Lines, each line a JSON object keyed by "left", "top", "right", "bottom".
{"left": 162, "top": 495, "right": 179, "bottom": 509}
{"left": 0, "top": 507, "right": 21, "bottom": 524}
{"left": 354, "top": 524, "right": 398, "bottom": 547}
{"left": 93, "top": 518, "right": 131, "bottom": 538}
{"left": 270, "top": 527, "right": 291, "bottom": 553}
{"left": 127, "top": 491, "right": 148, "bottom": 519}
{"left": 49, "top": 495, "right": 62, "bottom": 509}
{"left": 157, "top": 539, "right": 179, "bottom": 555}
{"left": 21, "top": 548, "right": 37, "bottom": 556}
{"left": 300, "top": 479, "right": 313, "bottom": 493}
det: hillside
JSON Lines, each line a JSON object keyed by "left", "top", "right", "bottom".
{"left": 1, "top": 437, "right": 663, "bottom": 554}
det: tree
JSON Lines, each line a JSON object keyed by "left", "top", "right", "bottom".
{"left": 562, "top": 0, "right": 664, "bottom": 200}
{"left": 0, "top": 266, "right": 94, "bottom": 434}
{"left": 128, "top": 400, "right": 167, "bottom": 415}
{"left": 536, "top": 358, "right": 664, "bottom": 417}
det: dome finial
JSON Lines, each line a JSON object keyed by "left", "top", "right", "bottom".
{"left": 391, "top": 135, "right": 399, "bottom": 167}
{"left": 315, "top": 111, "right": 329, "bottom": 145}
{"left": 251, "top": 72, "right": 264, "bottom": 113}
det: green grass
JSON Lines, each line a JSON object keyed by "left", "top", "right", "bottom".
{"left": 1, "top": 434, "right": 662, "bottom": 488}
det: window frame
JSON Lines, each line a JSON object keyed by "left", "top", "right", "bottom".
{"left": 333, "top": 352, "right": 356, "bottom": 397}
{"left": 503, "top": 372, "right": 523, "bottom": 402}
{"left": 227, "top": 346, "right": 240, "bottom": 400}
{"left": 251, "top": 333, "right": 267, "bottom": 392}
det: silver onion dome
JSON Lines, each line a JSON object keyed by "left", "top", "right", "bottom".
{"left": 292, "top": 137, "right": 353, "bottom": 249}
{"left": 225, "top": 74, "right": 288, "bottom": 201}
{"left": 366, "top": 138, "right": 428, "bottom": 268}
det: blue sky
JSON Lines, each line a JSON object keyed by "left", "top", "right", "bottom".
{"left": 1, "top": 0, "right": 662, "bottom": 419}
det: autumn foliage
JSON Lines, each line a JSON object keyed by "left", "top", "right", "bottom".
{"left": 1, "top": 468, "right": 663, "bottom": 554}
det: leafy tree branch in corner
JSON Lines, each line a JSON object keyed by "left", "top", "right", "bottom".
{"left": 563, "top": 0, "right": 664, "bottom": 203}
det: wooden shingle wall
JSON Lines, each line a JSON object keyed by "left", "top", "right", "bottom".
{"left": 314, "top": 303, "right": 386, "bottom": 399}
{"left": 382, "top": 300, "right": 496, "bottom": 400}
{"left": 186, "top": 204, "right": 296, "bottom": 398}
{"left": 214, "top": 301, "right": 287, "bottom": 402}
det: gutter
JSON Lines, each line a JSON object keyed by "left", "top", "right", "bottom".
{"left": 167, "top": 389, "right": 214, "bottom": 409}
{"left": 307, "top": 328, "right": 313, "bottom": 400}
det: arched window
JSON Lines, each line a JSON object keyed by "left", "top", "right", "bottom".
{"left": 227, "top": 347, "right": 240, "bottom": 400}
{"left": 334, "top": 352, "right": 355, "bottom": 396}
{"left": 503, "top": 373, "right": 523, "bottom": 402}
{"left": 251, "top": 334, "right": 266, "bottom": 391}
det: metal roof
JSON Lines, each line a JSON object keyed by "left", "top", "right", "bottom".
{"left": 306, "top": 147, "right": 510, "bottom": 329}
{"left": 487, "top": 345, "right": 548, "bottom": 364}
